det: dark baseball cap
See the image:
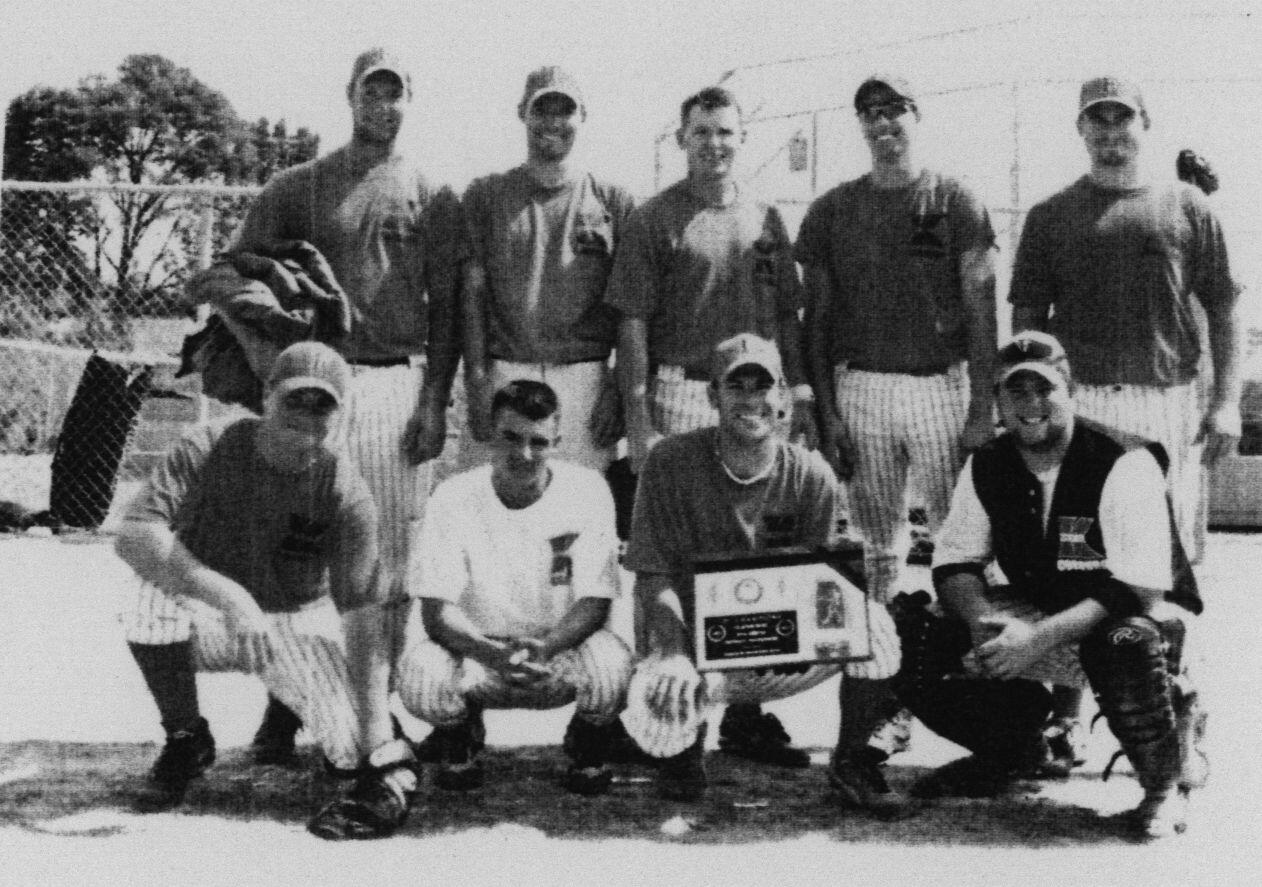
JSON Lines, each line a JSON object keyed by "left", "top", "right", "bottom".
{"left": 995, "top": 331, "right": 1072, "bottom": 388}
{"left": 267, "top": 342, "right": 351, "bottom": 405}
{"left": 349, "top": 47, "right": 411, "bottom": 98}
{"left": 1078, "top": 75, "right": 1145, "bottom": 117}
{"left": 518, "top": 66, "right": 586, "bottom": 119}
{"left": 710, "top": 333, "right": 784, "bottom": 384}
{"left": 854, "top": 74, "right": 917, "bottom": 111}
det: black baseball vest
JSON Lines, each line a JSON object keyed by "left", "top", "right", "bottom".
{"left": 971, "top": 418, "right": 1200, "bottom": 616}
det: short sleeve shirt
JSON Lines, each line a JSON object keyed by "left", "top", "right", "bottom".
{"left": 124, "top": 418, "right": 377, "bottom": 612}
{"left": 795, "top": 170, "right": 994, "bottom": 372}
{"left": 410, "top": 461, "right": 620, "bottom": 638}
{"left": 1009, "top": 177, "right": 1236, "bottom": 386}
{"left": 604, "top": 180, "right": 803, "bottom": 375}
{"left": 625, "top": 428, "right": 844, "bottom": 627}
{"left": 234, "top": 146, "right": 469, "bottom": 362}
{"left": 462, "top": 168, "right": 635, "bottom": 364}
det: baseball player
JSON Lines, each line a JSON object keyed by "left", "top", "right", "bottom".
{"left": 395, "top": 380, "right": 634, "bottom": 795}
{"left": 621, "top": 334, "right": 911, "bottom": 818}
{"left": 796, "top": 73, "right": 998, "bottom": 609}
{"left": 606, "top": 86, "right": 816, "bottom": 767}
{"left": 233, "top": 48, "right": 467, "bottom": 752}
{"left": 117, "top": 343, "right": 416, "bottom": 839}
{"left": 1010, "top": 76, "right": 1240, "bottom": 565}
{"left": 897, "top": 332, "right": 1206, "bottom": 840}
{"left": 458, "top": 66, "right": 635, "bottom": 473}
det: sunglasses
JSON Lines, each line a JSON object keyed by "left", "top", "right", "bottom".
{"left": 281, "top": 388, "right": 339, "bottom": 415}
{"left": 1082, "top": 104, "right": 1135, "bottom": 125}
{"left": 858, "top": 101, "right": 913, "bottom": 124}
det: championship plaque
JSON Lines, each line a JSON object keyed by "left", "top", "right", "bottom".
{"left": 691, "top": 543, "right": 871, "bottom": 671}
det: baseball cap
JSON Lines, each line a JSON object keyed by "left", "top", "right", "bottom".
{"left": 710, "top": 333, "right": 784, "bottom": 384}
{"left": 854, "top": 74, "right": 917, "bottom": 111}
{"left": 1078, "top": 75, "right": 1145, "bottom": 117}
{"left": 266, "top": 341, "right": 351, "bottom": 405}
{"left": 518, "top": 65, "right": 586, "bottom": 119}
{"left": 349, "top": 47, "right": 411, "bottom": 97}
{"left": 995, "top": 331, "right": 1072, "bottom": 388}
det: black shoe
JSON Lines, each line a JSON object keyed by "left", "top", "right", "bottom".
{"left": 565, "top": 714, "right": 655, "bottom": 767}
{"left": 657, "top": 727, "right": 708, "bottom": 802}
{"left": 415, "top": 707, "right": 486, "bottom": 763}
{"left": 1036, "top": 717, "right": 1086, "bottom": 779}
{"left": 134, "top": 717, "right": 215, "bottom": 812}
{"left": 308, "top": 766, "right": 412, "bottom": 840}
{"left": 251, "top": 696, "right": 303, "bottom": 767}
{"left": 828, "top": 750, "right": 918, "bottom": 820}
{"left": 911, "top": 754, "right": 1027, "bottom": 799}
{"left": 561, "top": 717, "right": 616, "bottom": 796}
{"left": 718, "top": 705, "right": 810, "bottom": 768}
{"left": 431, "top": 719, "right": 485, "bottom": 791}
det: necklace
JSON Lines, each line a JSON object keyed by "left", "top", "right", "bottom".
{"left": 715, "top": 445, "right": 775, "bottom": 486}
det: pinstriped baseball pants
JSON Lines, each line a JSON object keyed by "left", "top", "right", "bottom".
{"left": 1074, "top": 381, "right": 1204, "bottom": 562}
{"left": 121, "top": 582, "right": 364, "bottom": 769}
{"left": 395, "top": 629, "right": 634, "bottom": 727}
{"left": 833, "top": 363, "right": 969, "bottom": 604}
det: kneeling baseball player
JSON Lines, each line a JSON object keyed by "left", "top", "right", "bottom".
{"left": 396, "top": 380, "right": 634, "bottom": 795}
{"left": 117, "top": 342, "right": 416, "bottom": 838}
{"left": 896, "top": 332, "right": 1207, "bottom": 839}
{"left": 620, "top": 334, "right": 912, "bottom": 817}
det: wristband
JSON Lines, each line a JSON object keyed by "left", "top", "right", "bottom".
{"left": 791, "top": 384, "right": 815, "bottom": 402}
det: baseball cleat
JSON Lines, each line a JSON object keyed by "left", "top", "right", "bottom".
{"left": 828, "top": 751, "right": 919, "bottom": 820}
{"left": 431, "top": 718, "right": 485, "bottom": 791}
{"left": 657, "top": 726, "right": 708, "bottom": 802}
{"left": 717, "top": 705, "right": 809, "bottom": 769}
{"left": 250, "top": 696, "right": 303, "bottom": 767}
{"left": 133, "top": 717, "right": 215, "bottom": 812}
{"left": 1133, "top": 786, "right": 1189, "bottom": 840}
{"left": 307, "top": 770, "right": 410, "bottom": 840}
{"left": 1037, "top": 717, "right": 1086, "bottom": 779}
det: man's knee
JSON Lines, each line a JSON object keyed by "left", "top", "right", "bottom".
{"left": 396, "top": 641, "right": 465, "bottom": 725}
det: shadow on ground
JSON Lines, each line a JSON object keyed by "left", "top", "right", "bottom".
{"left": 0, "top": 741, "right": 1141, "bottom": 846}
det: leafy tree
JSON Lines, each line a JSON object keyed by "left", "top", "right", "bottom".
{"left": 3, "top": 54, "right": 318, "bottom": 333}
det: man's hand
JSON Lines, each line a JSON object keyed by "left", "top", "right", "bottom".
{"left": 817, "top": 410, "right": 855, "bottom": 480}
{"left": 493, "top": 642, "right": 552, "bottom": 686}
{"left": 1199, "top": 401, "right": 1241, "bottom": 467}
{"left": 224, "top": 598, "right": 276, "bottom": 673}
{"left": 465, "top": 372, "right": 495, "bottom": 443}
{"left": 961, "top": 408, "right": 996, "bottom": 453}
{"left": 645, "top": 653, "right": 703, "bottom": 722}
{"left": 403, "top": 399, "right": 447, "bottom": 465}
{"left": 588, "top": 371, "right": 626, "bottom": 449}
{"left": 975, "top": 614, "right": 1044, "bottom": 680}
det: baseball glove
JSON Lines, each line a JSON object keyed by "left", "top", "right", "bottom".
{"left": 1176, "top": 149, "right": 1219, "bottom": 196}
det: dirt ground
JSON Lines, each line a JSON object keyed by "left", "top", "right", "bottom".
{"left": 3, "top": 531, "right": 1261, "bottom": 887}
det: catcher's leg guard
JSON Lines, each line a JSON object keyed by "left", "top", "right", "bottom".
{"left": 891, "top": 594, "right": 1051, "bottom": 763}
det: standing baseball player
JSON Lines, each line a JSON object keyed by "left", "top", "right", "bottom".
{"left": 621, "top": 334, "right": 911, "bottom": 818}
{"left": 897, "top": 332, "right": 1205, "bottom": 840}
{"left": 117, "top": 343, "right": 416, "bottom": 839}
{"left": 458, "top": 66, "right": 634, "bottom": 473}
{"left": 233, "top": 48, "right": 466, "bottom": 755}
{"left": 796, "top": 73, "right": 998, "bottom": 609}
{"left": 606, "top": 86, "right": 815, "bottom": 767}
{"left": 395, "top": 380, "right": 633, "bottom": 796}
{"left": 1010, "top": 75, "right": 1240, "bottom": 564}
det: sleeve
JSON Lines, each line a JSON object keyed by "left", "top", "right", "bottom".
{"left": 767, "top": 205, "right": 804, "bottom": 315}
{"left": 232, "top": 169, "right": 300, "bottom": 252}
{"left": 1187, "top": 189, "right": 1239, "bottom": 311}
{"left": 798, "top": 451, "right": 846, "bottom": 546}
{"left": 327, "top": 476, "right": 381, "bottom": 611}
{"left": 931, "top": 457, "right": 993, "bottom": 573}
{"left": 602, "top": 206, "right": 660, "bottom": 319}
{"left": 793, "top": 196, "right": 829, "bottom": 267}
{"left": 1100, "top": 448, "right": 1174, "bottom": 591}
{"left": 1008, "top": 201, "right": 1056, "bottom": 311}
{"left": 408, "top": 483, "right": 470, "bottom": 602}
{"left": 122, "top": 426, "right": 214, "bottom": 525}
{"left": 422, "top": 184, "right": 471, "bottom": 291}
{"left": 623, "top": 443, "right": 683, "bottom": 575}
{"left": 461, "top": 177, "right": 492, "bottom": 266}
{"left": 570, "top": 476, "right": 621, "bottom": 600}
{"left": 950, "top": 177, "right": 996, "bottom": 253}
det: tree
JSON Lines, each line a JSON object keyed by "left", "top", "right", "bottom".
{"left": 3, "top": 55, "right": 318, "bottom": 333}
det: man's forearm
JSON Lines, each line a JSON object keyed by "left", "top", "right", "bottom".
{"left": 537, "top": 597, "right": 611, "bottom": 660}
{"left": 936, "top": 568, "right": 995, "bottom": 632}
{"left": 617, "top": 317, "right": 653, "bottom": 431}
{"left": 636, "top": 574, "right": 690, "bottom": 658}
{"left": 1204, "top": 300, "right": 1243, "bottom": 410}
{"left": 420, "top": 259, "right": 469, "bottom": 408}
{"left": 801, "top": 266, "right": 838, "bottom": 415}
{"left": 1030, "top": 598, "right": 1108, "bottom": 651}
{"left": 116, "top": 520, "right": 255, "bottom": 617}
{"left": 961, "top": 248, "right": 998, "bottom": 416}
{"left": 420, "top": 598, "right": 511, "bottom": 667}
{"left": 460, "top": 262, "right": 491, "bottom": 390}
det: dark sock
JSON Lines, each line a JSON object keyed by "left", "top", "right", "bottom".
{"left": 838, "top": 676, "right": 893, "bottom": 757}
{"left": 129, "top": 641, "right": 201, "bottom": 734}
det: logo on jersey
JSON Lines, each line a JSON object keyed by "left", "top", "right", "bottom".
{"left": 572, "top": 205, "right": 612, "bottom": 257}
{"left": 1056, "top": 515, "right": 1106, "bottom": 571}
{"left": 761, "top": 513, "right": 799, "bottom": 548}
{"left": 548, "top": 532, "right": 579, "bottom": 585}
{"left": 278, "top": 514, "right": 329, "bottom": 557}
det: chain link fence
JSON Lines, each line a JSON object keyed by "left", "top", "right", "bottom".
{"left": 0, "top": 182, "right": 257, "bottom": 530}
